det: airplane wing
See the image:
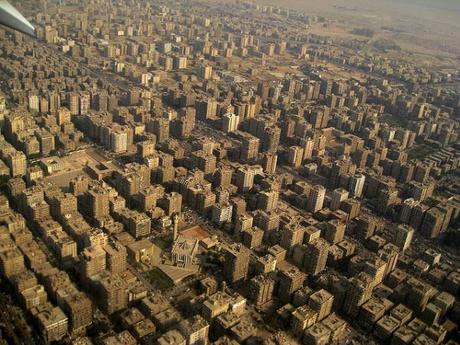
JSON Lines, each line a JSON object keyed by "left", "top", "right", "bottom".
{"left": 0, "top": 0, "right": 35, "bottom": 37}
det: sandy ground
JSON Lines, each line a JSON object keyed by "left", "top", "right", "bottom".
{"left": 42, "top": 148, "right": 117, "bottom": 188}
{"left": 253, "top": 0, "right": 460, "bottom": 56}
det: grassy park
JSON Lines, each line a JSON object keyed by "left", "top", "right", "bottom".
{"left": 145, "top": 267, "right": 173, "bottom": 291}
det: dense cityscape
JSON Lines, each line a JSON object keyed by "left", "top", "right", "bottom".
{"left": 0, "top": 0, "right": 459, "bottom": 344}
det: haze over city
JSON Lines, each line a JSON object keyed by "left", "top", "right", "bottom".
{"left": 255, "top": 0, "right": 460, "bottom": 56}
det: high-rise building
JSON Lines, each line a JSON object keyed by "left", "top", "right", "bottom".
{"left": 80, "top": 246, "right": 106, "bottom": 280}
{"left": 400, "top": 198, "right": 418, "bottom": 224}
{"left": 261, "top": 152, "right": 278, "bottom": 174}
{"left": 355, "top": 215, "right": 379, "bottom": 240}
{"left": 196, "top": 191, "right": 216, "bottom": 217}
{"left": 410, "top": 181, "right": 433, "bottom": 202}
{"left": 376, "top": 188, "right": 399, "bottom": 215}
{"left": 308, "top": 289, "right": 334, "bottom": 321}
{"left": 364, "top": 257, "right": 387, "bottom": 288}
{"left": 414, "top": 163, "right": 431, "bottom": 183}
{"left": 48, "top": 92, "right": 61, "bottom": 113}
{"left": 409, "top": 203, "right": 429, "bottom": 231}
{"left": 122, "top": 210, "right": 152, "bottom": 239}
{"left": 343, "top": 273, "right": 374, "bottom": 317}
{"left": 79, "top": 93, "right": 90, "bottom": 115}
{"left": 349, "top": 173, "right": 365, "bottom": 198}
{"left": 262, "top": 126, "right": 281, "bottom": 153}
{"left": 192, "top": 150, "right": 217, "bottom": 175}
{"left": 56, "top": 107, "right": 71, "bottom": 125}
{"left": 288, "top": 146, "right": 304, "bottom": 168}
{"left": 214, "top": 167, "right": 233, "bottom": 188}
{"left": 303, "top": 238, "right": 329, "bottom": 275}
{"left": 257, "top": 81, "right": 270, "bottom": 100}
{"left": 211, "top": 202, "right": 233, "bottom": 226}
{"left": 161, "top": 56, "right": 173, "bottom": 71}
{"left": 420, "top": 207, "right": 445, "bottom": 238}
{"left": 70, "top": 175, "right": 90, "bottom": 196}
{"left": 174, "top": 108, "right": 196, "bottom": 138}
{"left": 280, "top": 224, "right": 304, "bottom": 255}
{"left": 197, "top": 98, "right": 218, "bottom": 120}
{"left": 241, "top": 226, "right": 264, "bottom": 249}
{"left": 35, "top": 306, "right": 68, "bottom": 343}
{"left": 352, "top": 148, "right": 370, "bottom": 169}
{"left": 301, "top": 138, "right": 315, "bottom": 160}
{"left": 405, "top": 277, "right": 436, "bottom": 313}
{"left": 307, "top": 185, "right": 326, "bottom": 213}
{"left": 392, "top": 224, "right": 414, "bottom": 252}
{"left": 248, "top": 274, "right": 275, "bottom": 306}
{"left": 234, "top": 213, "right": 253, "bottom": 238}
{"left": 257, "top": 190, "right": 279, "bottom": 212}
{"left": 223, "top": 244, "right": 250, "bottom": 284}
{"left": 323, "top": 219, "right": 346, "bottom": 244}
{"left": 159, "top": 192, "right": 182, "bottom": 216}
{"left": 35, "top": 129, "right": 55, "bottom": 156}
{"left": 110, "top": 126, "right": 129, "bottom": 153}
{"left": 199, "top": 64, "right": 213, "bottom": 80}
{"left": 94, "top": 92, "right": 108, "bottom": 112}
{"left": 331, "top": 188, "right": 349, "bottom": 211}
{"left": 173, "top": 55, "right": 188, "bottom": 70}
{"left": 151, "top": 118, "right": 170, "bottom": 143}
{"left": 68, "top": 92, "right": 79, "bottom": 116}
{"left": 0, "top": 247, "right": 25, "bottom": 278}
{"left": 137, "top": 140, "right": 156, "bottom": 159}
{"left": 6, "top": 152, "right": 27, "bottom": 177}
{"left": 48, "top": 193, "right": 77, "bottom": 219}
{"left": 85, "top": 184, "right": 110, "bottom": 220}
{"left": 59, "top": 290, "right": 93, "bottom": 334}
{"left": 239, "top": 134, "right": 260, "bottom": 162}
{"left": 96, "top": 274, "right": 128, "bottom": 314}
{"left": 291, "top": 305, "right": 318, "bottom": 337}
{"left": 235, "top": 166, "right": 255, "bottom": 193}
{"left": 278, "top": 267, "right": 305, "bottom": 303}
{"left": 104, "top": 240, "right": 127, "bottom": 274}
{"left": 222, "top": 112, "right": 240, "bottom": 133}
{"left": 128, "top": 88, "right": 141, "bottom": 106}
{"left": 178, "top": 315, "right": 209, "bottom": 345}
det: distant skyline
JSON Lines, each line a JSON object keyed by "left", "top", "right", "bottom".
{"left": 254, "top": 0, "right": 460, "bottom": 55}
{"left": 255, "top": 0, "right": 460, "bottom": 29}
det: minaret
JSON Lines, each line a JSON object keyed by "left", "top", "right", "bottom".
{"left": 173, "top": 213, "right": 179, "bottom": 241}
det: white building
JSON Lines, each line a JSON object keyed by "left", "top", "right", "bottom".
{"left": 349, "top": 173, "right": 365, "bottom": 198}
{"left": 307, "top": 185, "right": 326, "bottom": 213}
{"left": 222, "top": 112, "right": 240, "bottom": 133}
{"left": 212, "top": 203, "right": 233, "bottom": 225}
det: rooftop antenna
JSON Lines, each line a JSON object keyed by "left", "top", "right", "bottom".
{"left": 0, "top": 0, "right": 35, "bottom": 37}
